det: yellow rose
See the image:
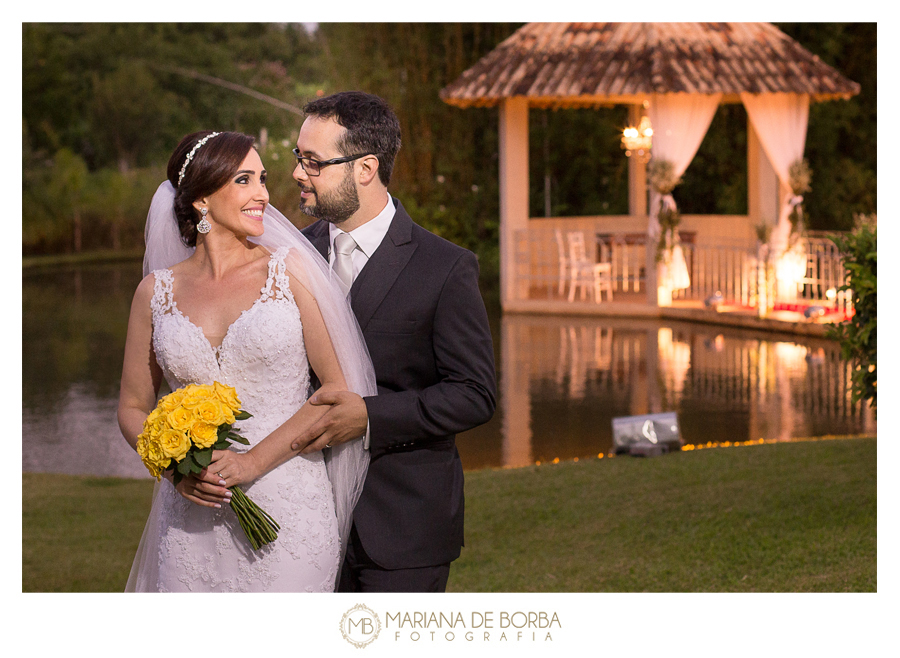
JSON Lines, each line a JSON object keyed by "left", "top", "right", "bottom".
{"left": 193, "top": 399, "right": 234, "bottom": 426}
{"left": 144, "top": 406, "right": 164, "bottom": 431}
{"left": 165, "top": 406, "right": 194, "bottom": 431}
{"left": 141, "top": 436, "right": 171, "bottom": 479}
{"left": 135, "top": 433, "right": 150, "bottom": 459}
{"left": 158, "top": 427, "right": 191, "bottom": 462}
{"left": 159, "top": 389, "right": 186, "bottom": 412}
{"left": 147, "top": 419, "right": 165, "bottom": 443}
{"left": 190, "top": 421, "right": 219, "bottom": 449}
{"left": 143, "top": 457, "right": 167, "bottom": 480}
{"left": 213, "top": 382, "right": 242, "bottom": 413}
{"left": 180, "top": 384, "right": 216, "bottom": 409}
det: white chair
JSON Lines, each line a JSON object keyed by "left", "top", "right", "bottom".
{"left": 554, "top": 229, "right": 570, "bottom": 296}
{"left": 566, "top": 231, "right": 613, "bottom": 303}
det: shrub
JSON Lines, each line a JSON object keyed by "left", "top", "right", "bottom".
{"left": 828, "top": 215, "right": 876, "bottom": 414}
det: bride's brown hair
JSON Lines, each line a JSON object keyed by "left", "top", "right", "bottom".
{"left": 166, "top": 131, "right": 257, "bottom": 247}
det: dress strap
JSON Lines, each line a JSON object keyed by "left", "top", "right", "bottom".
{"left": 260, "top": 247, "right": 294, "bottom": 303}
{"left": 150, "top": 269, "right": 176, "bottom": 315}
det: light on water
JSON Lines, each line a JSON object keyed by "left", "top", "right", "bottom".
{"left": 22, "top": 261, "right": 875, "bottom": 477}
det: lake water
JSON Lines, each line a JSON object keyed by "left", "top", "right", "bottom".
{"left": 22, "top": 260, "right": 875, "bottom": 478}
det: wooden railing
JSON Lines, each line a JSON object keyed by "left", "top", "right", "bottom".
{"left": 671, "top": 239, "right": 757, "bottom": 306}
{"left": 513, "top": 223, "right": 853, "bottom": 313}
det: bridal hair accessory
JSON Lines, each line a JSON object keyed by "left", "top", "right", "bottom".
{"left": 178, "top": 132, "right": 221, "bottom": 186}
{"left": 197, "top": 207, "right": 212, "bottom": 234}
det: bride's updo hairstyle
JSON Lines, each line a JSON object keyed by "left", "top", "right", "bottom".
{"left": 166, "top": 131, "right": 256, "bottom": 247}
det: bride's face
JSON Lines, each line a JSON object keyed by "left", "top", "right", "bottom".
{"left": 200, "top": 149, "right": 269, "bottom": 238}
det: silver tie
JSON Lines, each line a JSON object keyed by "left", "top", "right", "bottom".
{"left": 333, "top": 232, "right": 358, "bottom": 289}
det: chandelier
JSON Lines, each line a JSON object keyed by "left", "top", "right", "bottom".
{"left": 621, "top": 115, "right": 653, "bottom": 162}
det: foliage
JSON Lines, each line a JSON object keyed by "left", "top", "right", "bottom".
{"left": 827, "top": 216, "right": 877, "bottom": 414}
{"left": 21, "top": 22, "right": 876, "bottom": 259}
{"left": 647, "top": 158, "right": 682, "bottom": 195}
{"left": 775, "top": 23, "right": 877, "bottom": 231}
{"left": 675, "top": 103, "right": 749, "bottom": 215}
{"left": 22, "top": 23, "right": 324, "bottom": 254}
{"left": 314, "top": 23, "right": 522, "bottom": 260}
{"left": 788, "top": 158, "right": 812, "bottom": 233}
{"left": 647, "top": 158, "right": 683, "bottom": 262}
{"left": 789, "top": 158, "right": 812, "bottom": 195}
{"left": 529, "top": 107, "right": 630, "bottom": 217}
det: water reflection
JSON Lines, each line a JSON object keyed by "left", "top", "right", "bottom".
{"left": 22, "top": 260, "right": 874, "bottom": 477}
{"left": 461, "top": 314, "right": 875, "bottom": 469}
{"left": 23, "top": 261, "right": 147, "bottom": 477}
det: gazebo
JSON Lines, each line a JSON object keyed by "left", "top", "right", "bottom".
{"left": 440, "top": 22, "right": 860, "bottom": 318}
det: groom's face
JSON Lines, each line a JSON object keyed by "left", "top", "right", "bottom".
{"left": 293, "top": 116, "right": 361, "bottom": 225}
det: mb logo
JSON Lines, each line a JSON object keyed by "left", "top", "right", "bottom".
{"left": 340, "top": 604, "right": 381, "bottom": 648}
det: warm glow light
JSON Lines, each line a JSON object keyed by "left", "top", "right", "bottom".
{"left": 826, "top": 288, "right": 837, "bottom": 301}
{"left": 621, "top": 116, "right": 653, "bottom": 161}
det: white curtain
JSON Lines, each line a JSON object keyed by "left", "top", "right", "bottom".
{"left": 741, "top": 92, "right": 810, "bottom": 256}
{"left": 647, "top": 93, "right": 722, "bottom": 291}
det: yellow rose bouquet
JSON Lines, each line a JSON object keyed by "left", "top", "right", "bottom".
{"left": 136, "top": 382, "right": 280, "bottom": 550}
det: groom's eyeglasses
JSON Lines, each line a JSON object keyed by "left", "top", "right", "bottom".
{"left": 292, "top": 149, "right": 371, "bottom": 176}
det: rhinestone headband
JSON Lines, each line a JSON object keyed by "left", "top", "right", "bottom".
{"left": 177, "top": 132, "right": 221, "bottom": 186}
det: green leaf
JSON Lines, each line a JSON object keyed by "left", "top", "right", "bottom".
{"left": 228, "top": 432, "right": 250, "bottom": 446}
{"left": 235, "top": 411, "right": 252, "bottom": 421}
{"left": 176, "top": 458, "right": 193, "bottom": 475}
{"left": 194, "top": 448, "right": 213, "bottom": 467}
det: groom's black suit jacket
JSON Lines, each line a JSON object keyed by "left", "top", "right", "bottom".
{"left": 303, "top": 198, "right": 496, "bottom": 570}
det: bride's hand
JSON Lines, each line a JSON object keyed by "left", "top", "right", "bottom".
{"left": 206, "top": 449, "right": 260, "bottom": 488}
{"left": 164, "top": 469, "right": 231, "bottom": 509}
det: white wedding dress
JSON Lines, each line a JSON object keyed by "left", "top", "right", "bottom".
{"left": 140, "top": 246, "right": 340, "bottom": 592}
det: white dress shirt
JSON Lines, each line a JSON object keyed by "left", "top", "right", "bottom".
{"left": 327, "top": 195, "right": 395, "bottom": 277}
{"left": 326, "top": 194, "right": 394, "bottom": 451}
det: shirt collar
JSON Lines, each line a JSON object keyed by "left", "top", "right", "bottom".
{"left": 329, "top": 195, "right": 395, "bottom": 259}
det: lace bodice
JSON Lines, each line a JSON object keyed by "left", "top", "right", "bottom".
{"left": 150, "top": 246, "right": 310, "bottom": 442}
{"left": 142, "top": 247, "right": 339, "bottom": 592}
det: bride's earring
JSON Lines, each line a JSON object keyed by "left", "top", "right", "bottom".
{"left": 197, "top": 207, "right": 212, "bottom": 234}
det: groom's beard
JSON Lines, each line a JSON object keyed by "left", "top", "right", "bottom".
{"left": 298, "top": 166, "right": 361, "bottom": 225}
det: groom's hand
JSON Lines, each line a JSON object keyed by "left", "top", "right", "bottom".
{"left": 293, "top": 390, "right": 368, "bottom": 454}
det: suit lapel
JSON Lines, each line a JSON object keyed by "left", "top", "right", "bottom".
{"left": 350, "top": 200, "right": 417, "bottom": 331}
{"left": 305, "top": 220, "right": 330, "bottom": 261}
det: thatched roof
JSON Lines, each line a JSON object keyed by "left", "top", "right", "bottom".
{"left": 440, "top": 23, "right": 861, "bottom": 108}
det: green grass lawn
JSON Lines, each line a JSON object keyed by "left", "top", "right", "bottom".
{"left": 22, "top": 436, "right": 875, "bottom": 592}
{"left": 451, "top": 436, "right": 876, "bottom": 592}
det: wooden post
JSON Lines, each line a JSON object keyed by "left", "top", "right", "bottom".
{"left": 628, "top": 105, "right": 648, "bottom": 217}
{"left": 499, "top": 97, "right": 530, "bottom": 309}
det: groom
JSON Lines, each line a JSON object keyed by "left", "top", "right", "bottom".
{"left": 289, "top": 91, "right": 496, "bottom": 592}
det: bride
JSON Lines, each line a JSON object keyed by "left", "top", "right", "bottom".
{"left": 117, "top": 130, "right": 375, "bottom": 592}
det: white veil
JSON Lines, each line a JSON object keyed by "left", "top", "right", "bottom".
{"left": 126, "top": 181, "right": 375, "bottom": 591}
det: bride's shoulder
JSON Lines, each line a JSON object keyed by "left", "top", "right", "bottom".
{"left": 127, "top": 273, "right": 159, "bottom": 319}
{"left": 133, "top": 267, "right": 174, "bottom": 305}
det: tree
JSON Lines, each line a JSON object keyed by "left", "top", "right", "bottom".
{"left": 89, "top": 61, "right": 185, "bottom": 172}
{"left": 45, "top": 149, "right": 89, "bottom": 252}
{"left": 775, "top": 23, "right": 877, "bottom": 230}
{"left": 316, "top": 23, "right": 522, "bottom": 260}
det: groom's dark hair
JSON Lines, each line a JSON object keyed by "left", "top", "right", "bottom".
{"left": 303, "top": 91, "right": 401, "bottom": 187}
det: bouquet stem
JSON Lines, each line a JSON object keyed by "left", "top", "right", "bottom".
{"left": 228, "top": 486, "right": 280, "bottom": 550}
